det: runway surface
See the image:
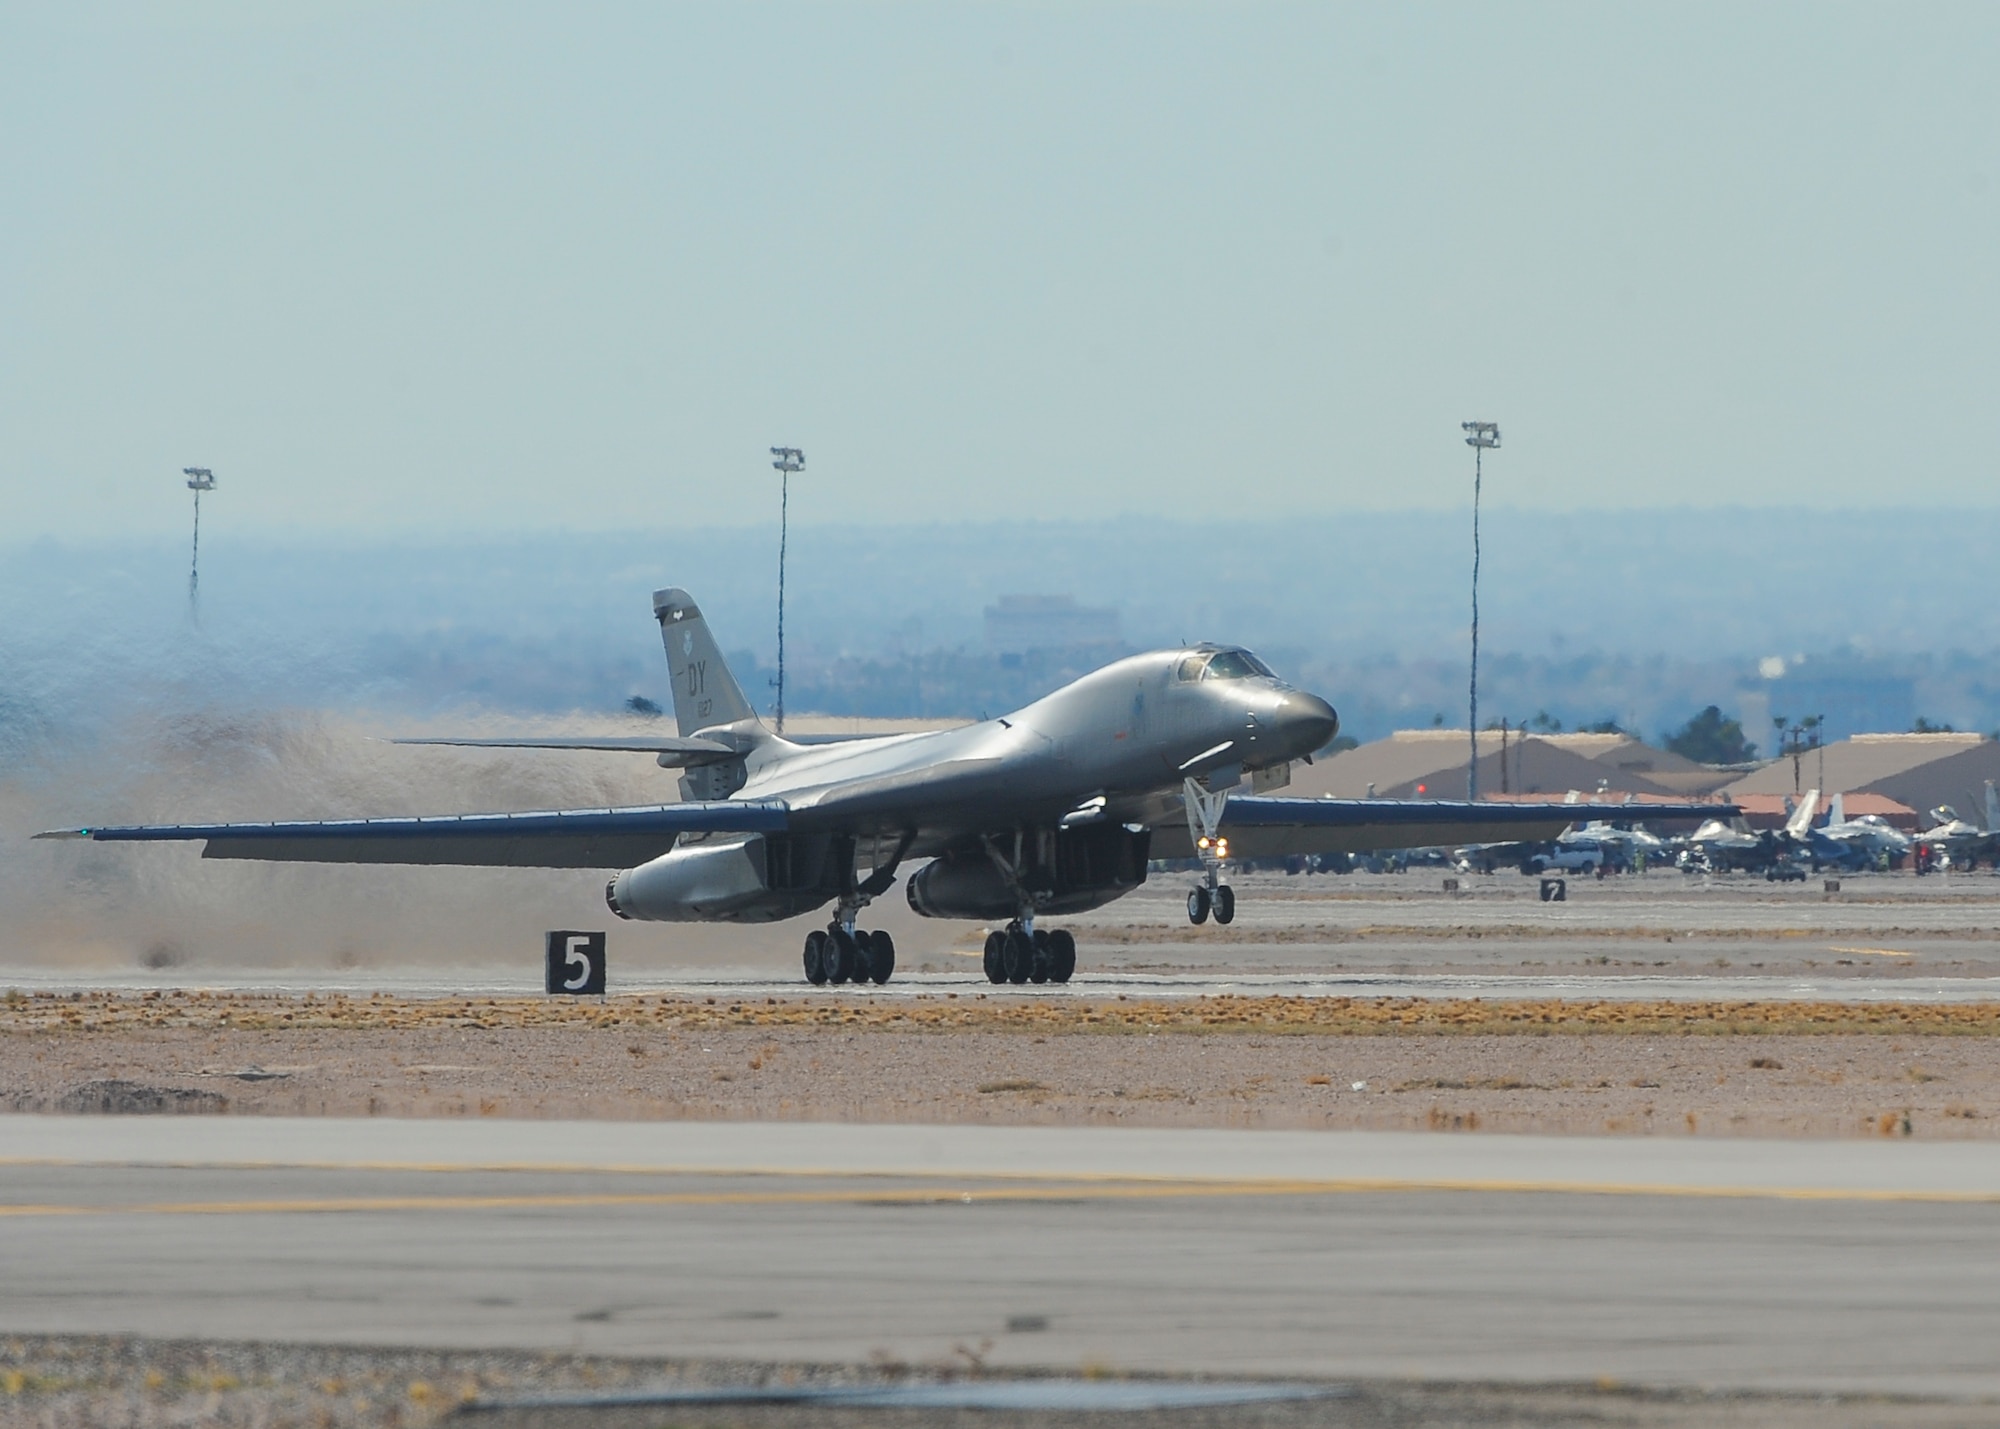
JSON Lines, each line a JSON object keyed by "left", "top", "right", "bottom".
{"left": 5, "top": 1117, "right": 1999, "bottom": 1398}
{"left": 7, "top": 965, "right": 2000, "bottom": 1003}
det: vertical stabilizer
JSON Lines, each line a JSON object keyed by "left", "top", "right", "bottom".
{"left": 653, "top": 588, "right": 760, "bottom": 737}
{"left": 1985, "top": 781, "right": 1999, "bottom": 833}
{"left": 1785, "top": 789, "right": 1821, "bottom": 839}
{"left": 1827, "top": 791, "right": 1846, "bottom": 828}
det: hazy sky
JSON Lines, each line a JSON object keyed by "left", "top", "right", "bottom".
{"left": 4, "top": 2, "right": 1997, "bottom": 541}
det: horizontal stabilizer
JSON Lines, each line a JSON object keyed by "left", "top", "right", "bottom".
{"left": 1150, "top": 797, "right": 1734, "bottom": 861}
{"left": 35, "top": 801, "right": 789, "bottom": 869}
{"left": 392, "top": 735, "right": 739, "bottom": 767}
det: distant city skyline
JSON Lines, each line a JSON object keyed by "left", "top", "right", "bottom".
{"left": 4, "top": 3, "right": 1998, "bottom": 542}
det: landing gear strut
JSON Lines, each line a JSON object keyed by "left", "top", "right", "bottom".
{"left": 801, "top": 833, "right": 910, "bottom": 987}
{"left": 1183, "top": 777, "right": 1236, "bottom": 927}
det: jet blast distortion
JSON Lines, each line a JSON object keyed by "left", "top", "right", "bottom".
{"left": 1461, "top": 422, "right": 1500, "bottom": 801}
{"left": 183, "top": 466, "right": 216, "bottom": 613}
{"left": 770, "top": 446, "right": 804, "bottom": 735}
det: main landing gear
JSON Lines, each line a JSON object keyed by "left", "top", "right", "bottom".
{"left": 801, "top": 833, "right": 913, "bottom": 988}
{"left": 982, "top": 922, "right": 1077, "bottom": 986}
{"left": 803, "top": 924, "right": 895, "bottom": 986}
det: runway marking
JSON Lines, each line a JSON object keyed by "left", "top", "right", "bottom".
{"left": 3, "top": 1176, "right": 1999, "bottom": 1217}
{"left": 1829, "top": 946, "right": 1916, "bottom": 959}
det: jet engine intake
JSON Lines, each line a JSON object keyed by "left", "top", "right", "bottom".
{"left": 905, "top": 824, "right": 1150, "bottom": 920}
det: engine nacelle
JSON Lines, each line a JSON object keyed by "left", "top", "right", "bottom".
{"left": 607, "top": 834, "right": 832, "bottom": 924}
{"left": 905, "top": 825, "right": 1150, "bottom": 920}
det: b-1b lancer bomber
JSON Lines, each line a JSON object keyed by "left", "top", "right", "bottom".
{"left": 42, "top": 589, "right": 1727, "bottom": 986}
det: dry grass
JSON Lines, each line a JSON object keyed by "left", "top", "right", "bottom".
{"left": 6, "top": 989, "right": 2000, "bottom": 1038}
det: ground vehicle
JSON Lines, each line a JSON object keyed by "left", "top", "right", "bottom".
{"left": 1521, "top": 840, "right": 1608, "bottom": 876}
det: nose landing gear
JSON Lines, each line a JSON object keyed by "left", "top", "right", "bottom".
{"left": 1183, "top": 777, "right": 1237, "bottom": 927}
{"left": 1186, "top": 882, "right": 1235, "bottom": 926}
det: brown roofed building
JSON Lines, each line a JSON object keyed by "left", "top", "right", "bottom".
{"left": 1722, "top": 733, "right": 2000, "bottom": 820}
{"left": 1293, "top": 729, "right": 1683, "bottom": 801}
{"left": 1730, "top": 791, "right": 1919, "bottom": 832}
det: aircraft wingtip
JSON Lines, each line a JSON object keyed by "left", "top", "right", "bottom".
{"left": 32, "top": 829, "right": 90, "bottom": 841}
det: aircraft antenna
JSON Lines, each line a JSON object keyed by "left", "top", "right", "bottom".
{"left": 183, "top": 466, "right": 216, "bottom": 616}
{"left": 1461, "top": 422, "right": 1499, "bottom": 800}
{"left": 769, "top": 446, "right": 805, "bottom": 733}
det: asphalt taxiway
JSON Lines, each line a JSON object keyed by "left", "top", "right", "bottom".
{"left": 4, "top": 1117, "right": 1999, "bottom": 1398}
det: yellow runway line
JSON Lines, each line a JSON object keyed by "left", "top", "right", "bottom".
{"left": 3, "top": 1177, "right": 2000, "bottom": 1217}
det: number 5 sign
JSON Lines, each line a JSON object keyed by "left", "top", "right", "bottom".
{"left": 545, "top": 930, "right": 607, "bottom": 995}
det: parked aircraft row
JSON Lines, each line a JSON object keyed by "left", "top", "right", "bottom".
{"left": 1291, "top": 783, "right": 2000, "bottom": 880}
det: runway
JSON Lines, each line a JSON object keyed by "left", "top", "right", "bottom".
{"left": 8, "top": 965, "right": 2000, "bottom": 1003}
{"left": 5, "top": 1117, "right": 2000, "bottom": 1398}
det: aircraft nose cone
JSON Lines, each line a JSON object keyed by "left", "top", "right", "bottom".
{"left": 1277, "top": 693, "right": 1340, "bottom": 756}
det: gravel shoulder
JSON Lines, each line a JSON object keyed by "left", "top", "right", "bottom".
{"left": 1, "top": 1336, "right": 1995, "bottom": 1429}
{"left": 3, "top": 991, "right": 1995, "bottom": 1138}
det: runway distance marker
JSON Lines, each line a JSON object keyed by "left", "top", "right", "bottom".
{"left": 545, "top": 930, "right": 606, "bottom": 994}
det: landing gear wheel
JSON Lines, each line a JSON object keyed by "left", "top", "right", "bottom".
{"left": 825, "top": 928, "right": 856, "bottom": 984}
{"left": 1029, "top": 929, "right": 1051, "bottom": 984}
{"left": 850, "top": 929, "right": 876, "bottom": 984}
{"left": 1187, "top": 887, "right": 1211, "bottom": 925}
{"left": 803, "top": 930, "right": 829, "bottom": 985}
{"left": 1003, "top": 928, "right": 1035, "bottom": 985}
{"left": 867, "top": 930, "right": 895, "bottom": 985}
{"left": 1046, "top": 928, "right": 1077, "bottom": 984}
{"left": 983, "top": 931, "right": 1007, "bottom": 984}
{"left": 1213, "top": 885, "right": 1236, "bottom": 925}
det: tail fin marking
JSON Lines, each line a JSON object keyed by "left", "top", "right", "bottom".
{"left": 653, "top": 588, "right": 760, "bottom": 737}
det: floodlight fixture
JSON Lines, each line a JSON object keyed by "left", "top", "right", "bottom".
{"left": 183, "top": 467, "right": 217, "bottom": 611}
{"left": 1462, "top": 422, "right": 1500, "bottom": 799}
{"left": 769, "top": 447, "right": 805, "bottom": 733}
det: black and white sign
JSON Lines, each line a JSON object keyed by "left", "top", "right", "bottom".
{"left": 545, "top": 930, "right": 607, "bottom": 995}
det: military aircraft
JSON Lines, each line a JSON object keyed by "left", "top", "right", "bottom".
{"left": 40, "top": 587, "right": 1730, "bottom": 987}
{"left": 1915, "top": 782, "right": 2000, "bottom": 870}
{"left": 1799, "top": 792, "right": 1913, "bottom": 871}
{"left": 1677, "top": 793, "right": 1817, "bottom": 875}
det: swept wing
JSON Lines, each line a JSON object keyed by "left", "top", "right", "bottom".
{"left": 36, "top": 801, "right": 789, "bottom": 869}
{"left": 1148, "top": 796, "right": 1731, "bottom": 860}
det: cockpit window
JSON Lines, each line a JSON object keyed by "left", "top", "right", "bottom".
{"left": 1201, "top": 649, "right": 1275, "bottom": 680}
{"left": 1175, "top": 654, "right": 1209, "bottom": 682}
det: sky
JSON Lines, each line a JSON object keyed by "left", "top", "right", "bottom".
{"left": 4, "top": 1, "right": 1998, "bottom": 542}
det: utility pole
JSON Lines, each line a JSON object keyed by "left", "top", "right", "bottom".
{"left": 1772, "top": 714, "right": 1822, "bottom": 798}
{"left": 183, "top": 467, "right": 215, "bottom": 614}
{"left": 769, "top": 447, "right": 804, "bottom": 734}
{"left": 1461, "top": 422, "right": 1500, "bottom": 800}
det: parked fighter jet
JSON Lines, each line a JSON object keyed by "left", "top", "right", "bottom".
{"left": 1678, "top": 794, "right": 1817, "bottom": 875}
{"left": 1915, "top": 782, "right": 2000, "bottom": 870}
{"left": 1799, "top": 792, "right": 1912, "bottom": 871}
{"left": 41, "top": 588, "right": 1728, "bottom": 986}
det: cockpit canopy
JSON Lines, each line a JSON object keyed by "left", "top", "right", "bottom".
{"left": 1175, "top": 648, "right": 1276, "bottom": 682}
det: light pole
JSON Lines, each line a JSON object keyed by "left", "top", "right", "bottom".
{"left": 769, "top": 446, "right": 805, "bottom": 734}
{"left": 183, "top": 467, "right": 215, "bottom": 613}
{"left": 1461, "top": 421, "right": 1500, "bottom": 800}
